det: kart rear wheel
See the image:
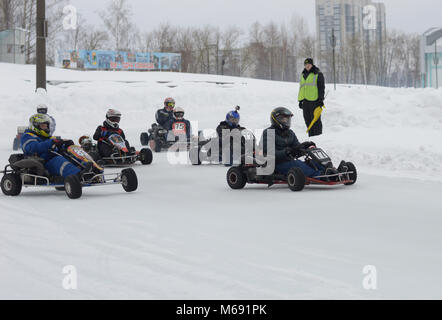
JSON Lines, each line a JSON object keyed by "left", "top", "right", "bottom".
{"left": 344, "top": 162, "right": 357, "bottom": 186}
{"left": 64, "top": 175, "right": 82, "bottom": 199}
{"left": 1, "top": 173, "right": 22, "bottom": 196}
{"left": 139, "top": 148, "right": 153, "bottom": 165}
{"left": 227, "top": 167, "right": 247, "bottom": 189}
{"left": 121, "top": 168, "right": 138, "bottom": 192}
{"left": 140, "top": 132, "right": 149, "bottom": 146}
{"left": 13, "top": 138, "right": 20, "bottom": 151}
{"left": 287, "top": 168, "right": 305, "bottom": 192}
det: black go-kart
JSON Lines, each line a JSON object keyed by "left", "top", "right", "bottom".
{"left": 83, "top": 134, "right": 153, "bottom": 167}
{"left": 190, "top": 129, "right": 256, "bottom": 166}
{"left": 140, "top": 123, "right": 194, "bottom": 153}
{"left": 1, "top": 144, "right": 138, "bottom": 199}
{"left": 226, "top": 145, "right": 357, "bottom": 192}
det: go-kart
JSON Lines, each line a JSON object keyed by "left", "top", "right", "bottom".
{"left": 140, "top": 123, "right": 193, "bottom": 153}
{"left": 85, "top": 134, "right": 153, "bottom": 167}
{"left": 190, "top": 129, "right": 256, "bottom": 166}
{"left": 226, "top": 146, "right": 357, "bottom": 192}
{"left": 1, "top": 144, "right": 138, "bottom": 199}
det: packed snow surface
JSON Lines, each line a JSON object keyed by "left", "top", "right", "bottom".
{"left": 1, "top": 63, "right": 442, "bottom": 299}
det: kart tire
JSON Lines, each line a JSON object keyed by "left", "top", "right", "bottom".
{"left": 140, "top": 132, "right": 149, "bottom": 146}
{"left": 13, "top": 138, "right": 20, "bottom": 151}
{"left": 287, "top": 168, "right": 305, "bottom": 192}
{"left": 344, "top": 162, "right": 357, "bottom": 186}
{"left": 64, "top": 175, "right": 82, "bottom": 199}
{"left": 121, "top": 168, "right": 138, "bottom": 192}
{"left": 139, "top": 148, "right": 153, "bottom": 165}
{"left": 1, "top": 173, "right": 22, "bottom": 196}
{"left": 227, "top": 167, "right": 247, "bottom": 190}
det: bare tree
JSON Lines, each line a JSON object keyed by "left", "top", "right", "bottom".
{"left": 100, "top": 0, "right": 133, "bottom": 51}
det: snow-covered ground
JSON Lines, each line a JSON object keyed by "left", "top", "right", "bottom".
{"left": 1, "top": 63, "right": 442, "bottom": 299}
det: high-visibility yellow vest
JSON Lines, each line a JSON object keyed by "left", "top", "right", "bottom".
{"left": 298, "top": 73, "right": 319, "bottom": 101}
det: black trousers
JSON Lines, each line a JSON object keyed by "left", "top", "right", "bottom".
{"left": 302, "top": 100, "right": 323, "bottom": 137}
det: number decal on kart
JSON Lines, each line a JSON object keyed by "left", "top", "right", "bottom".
{"left": 172, "top": 122, "right": 187, "bottom": 135}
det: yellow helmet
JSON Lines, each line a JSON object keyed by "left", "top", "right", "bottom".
{"left": 29, "top": 113, "right": 51, "bottom": 138}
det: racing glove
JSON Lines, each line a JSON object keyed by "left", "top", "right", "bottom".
{"left": 52, "top": 139, "right": 65, "bottom": 150}
{"left": 63, "top": 140, "right": 74, "bottom": 148}
{"left": 300, "top": 141, "right": 316, "bottom": 149}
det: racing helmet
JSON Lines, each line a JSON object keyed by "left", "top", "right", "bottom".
{"left": 173, "top": 107, "right": 185, "bottom": 120}
{"left": 164, "top": 97, "right": 175, "bottom": 111}
{"left": 37, "top": 104, "right": 48, "bottom": 114}
{"left": 29, "top": 113, "right": 51, "bottom": 138}
{"left": 226, "top": 110, "right": 240, "bottom": 128}
{"left": 79, "top": 135, "right": 93, "bottom": 151}
{"left": 106, "top": 109, "right": 121, "bottom": 129}
{"left": 270, "top": 107, "right": 293, "bottom": 130}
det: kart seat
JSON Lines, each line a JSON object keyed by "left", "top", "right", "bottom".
{"left": 11, "top": 157, "right": 47, "bottom": 176}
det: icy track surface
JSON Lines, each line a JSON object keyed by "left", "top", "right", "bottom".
{"left": 0, "top": 63, "right": 442, "bottom": 299}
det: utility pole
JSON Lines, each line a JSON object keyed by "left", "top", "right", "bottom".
{"left": 435, "top": 40, "right": 439, "bottom": 89}
{"left": 331, "top": 28, "right": 337, "bottom": 90}
{"left": 36, "top": 0, "right": 47, "bottom": 90}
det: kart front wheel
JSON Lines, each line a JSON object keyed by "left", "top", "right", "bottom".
{"left": 140, "top": 132, "right": 149, "bottom": 146}
{"left": 287, "top": 168, "right": 305, "bottom": 192}
{"left": 344, "top": 162, "right": 357, "bottom": 186}
{"left": 1, "top": 173, "right": 22, "bottom": 196}
{"left": 139, "top": 148, "right": 153, "bottom": 165}
{"left": 121, "top": 168, "right": 138, "bottom": 192}
{"left": 227, "top": 167, "right": 247, "bottom": 190}
{"left": 64, "top": 175, "right": 82, "bottom": 199}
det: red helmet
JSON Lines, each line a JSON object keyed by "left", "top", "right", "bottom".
{"left": 164, "top": 97, "right": 175, "bottom": 111}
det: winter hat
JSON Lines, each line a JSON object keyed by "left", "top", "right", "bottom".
{"left": 304, "top": 58, "right": 314, "bottom": 65}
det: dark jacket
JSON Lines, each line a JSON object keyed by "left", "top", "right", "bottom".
{"left": 155, "top": 108, "right": 174, "bottom": 127}
{"left": 216, "top": 121, "right": 246, "bottom": 153}
{"left": 301, "top": 65, "right": 325, "bottom": 102}
{"left": 259, "top": 125, "right": 301, "bottom": 164}
{"left": 93, "top": 121, "right": 126, "bottom": 142}
{"left": 165, "top": 118, "right": 191, "bottom": 139}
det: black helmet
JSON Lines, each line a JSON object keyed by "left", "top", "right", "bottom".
{"left": 270, "top": 107, "right": 293, "bottom": 130}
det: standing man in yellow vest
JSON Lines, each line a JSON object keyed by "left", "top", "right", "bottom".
{"left": 298, "top": 58, "right": 325, "bottom": 137}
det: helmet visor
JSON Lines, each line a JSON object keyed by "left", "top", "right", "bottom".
{"left": 165, "top": 102, "right": 175, "bottom": 111}
{"left": 108, "top": 116, "right": 120, "bottom": 123}
{"left": 278, "top": 115, "right": 292, "bottom": 128}
{"left": 174, "top": 112, "right": 184, "bottom": 119}
{"left": 229, "top": 117, "right": 240, "bottom": 125}
{"left": 37, "top": 108, "right": 48, "bottom": 114}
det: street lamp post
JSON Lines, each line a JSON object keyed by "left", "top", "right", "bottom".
{"left": 36, "top": 0, "right": 47, "bottom": 90}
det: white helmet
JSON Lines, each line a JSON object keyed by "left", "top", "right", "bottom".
{"left": 106, "top": 109, "right": 121, "bottom": 129}
{"left": 173, "top": 107, "right": 185, "bottom": 120}
{"left": 37, "top": 104, "right": 48, "bottom": 114}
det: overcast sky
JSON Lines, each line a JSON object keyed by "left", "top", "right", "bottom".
{"left": 71, "top": 0, "right": 441, "bottom": 35}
